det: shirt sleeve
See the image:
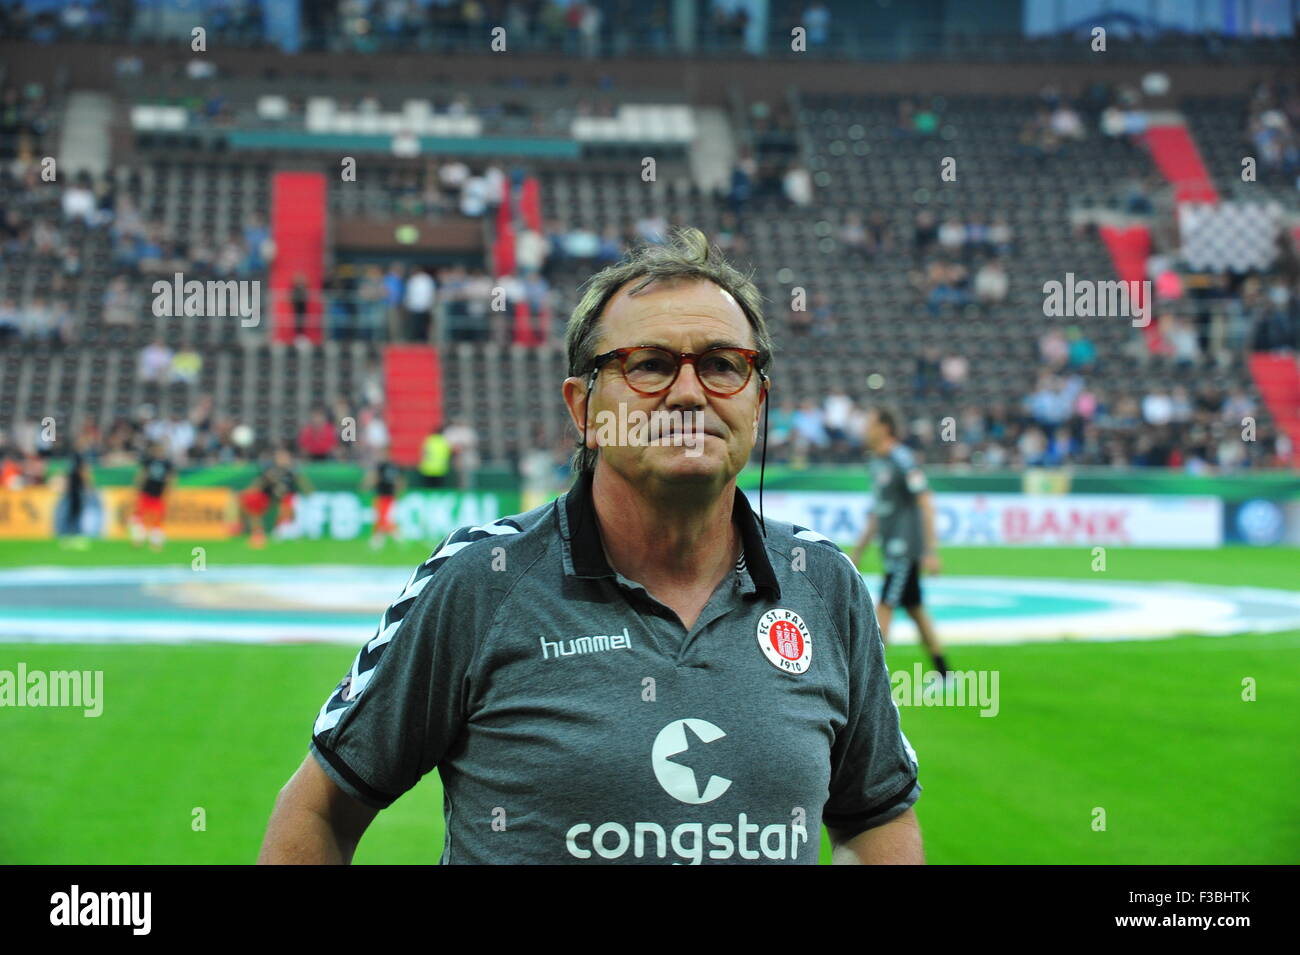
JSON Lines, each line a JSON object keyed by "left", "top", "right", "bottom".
{"left": 309, "top": 528, "right": 481, "bottom": 809}
{"left": 822, "top": 567, "right": 921, "bottom": 836}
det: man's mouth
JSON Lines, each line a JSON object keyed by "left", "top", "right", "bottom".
{"left": 656, "top": 428, "right": 721, "bottom": 440}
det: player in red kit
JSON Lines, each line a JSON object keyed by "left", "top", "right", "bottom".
{"left": 130, "top": 442, "right": 174, "bottom": 551}
{"left": 363, "top": 451, "right": 405, "bottom": 550}
{"left": 239, "top": 446, "right": 312, "bottom": 548}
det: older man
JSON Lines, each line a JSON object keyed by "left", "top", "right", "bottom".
{"left": 259, "top": 228, "right": 922, "bottom": 865}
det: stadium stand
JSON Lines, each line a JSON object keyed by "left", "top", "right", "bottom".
{"left": 1, "top": 10, "right": 1297, "bottom": 481}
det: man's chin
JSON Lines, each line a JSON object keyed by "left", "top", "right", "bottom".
{"left": 641, "top": 446, "right": 731, "bottom": 483}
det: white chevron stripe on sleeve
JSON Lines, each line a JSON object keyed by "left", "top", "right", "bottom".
{"left": 423, "top": 539, "right": 475, "bottom": 565}
{"left": 794, "top": 528, "right": 859, "bottom": 568}
{"left": 367, "top": 618, "right": 402, "bottom": 654}
{"left": 390, "top": 570, "right": 435, "bottom": 607}
{"left": 315, "top": 520, "right": 522, "bottom": 740}
{"left": 314, "top": 698, "right": 344, "bottom": 734}
{"left": 471, "top": 520, "right": 521, "bottom": 536}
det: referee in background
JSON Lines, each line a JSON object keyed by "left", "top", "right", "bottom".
{"left": 851, "top": 406, "right": 950, "bottom": 679}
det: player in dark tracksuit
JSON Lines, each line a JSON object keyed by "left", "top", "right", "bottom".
{"left": 59, "top": 439, "right": 94, "bottom": 548}
{"left": 363, "top": 452, "right": 405, "bottom": 550}
{"left": 851, "top": 406, "right": 950, "bottom": 678}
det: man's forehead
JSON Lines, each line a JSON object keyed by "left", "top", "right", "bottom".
{"left": 601, "top": 278, "right": 752, "bottom": 342}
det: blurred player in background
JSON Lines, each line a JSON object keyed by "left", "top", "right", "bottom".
{"left": 238, "top": 446, "right": 312, "bottom": 548}
{"left": 363, "top": 450, "right": 405, "bottom": 550}
{"left": 852, "top": 406, "right": 950, "bottom": 679}
{"left": 57, "top": 434, "right": 94, "bottom": 551}
{"left": 130, "top": 441, "right": 173, "bottom": 551}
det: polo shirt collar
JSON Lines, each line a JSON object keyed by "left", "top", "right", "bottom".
{"left": 559, "top": 469, "right": 780, "bottom": 599}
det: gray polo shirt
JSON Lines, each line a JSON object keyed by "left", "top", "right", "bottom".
{"left": 310, "top": 469, "right": 920, "bottom": 864}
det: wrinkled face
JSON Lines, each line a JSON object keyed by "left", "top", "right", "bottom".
{"left": 565, "top": 278, "right": 766, "bottom": 490}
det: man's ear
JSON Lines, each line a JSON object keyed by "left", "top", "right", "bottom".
{"left": 561, "top": 376, "right": 591, "bottom": 440}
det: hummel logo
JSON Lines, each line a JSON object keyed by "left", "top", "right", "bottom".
{"left": 540, "top": 627, "right": 632, "bottom": 660}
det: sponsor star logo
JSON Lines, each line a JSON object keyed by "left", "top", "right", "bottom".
{"left": 652, "top": 718, "right": 732, "bottom": 804}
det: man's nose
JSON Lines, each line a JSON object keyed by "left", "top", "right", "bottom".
{"left": 666, "top": 360, "right": 708, "bottom": 409}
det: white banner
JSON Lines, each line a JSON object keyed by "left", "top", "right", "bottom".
{"left": 760, "top": 491, "right": 1223, "bottom": 548}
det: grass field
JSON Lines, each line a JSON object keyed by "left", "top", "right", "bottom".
{"left": 2, "top": 540, "right": 1298, "bottom": 864}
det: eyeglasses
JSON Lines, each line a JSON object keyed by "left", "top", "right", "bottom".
{"left": 589, "top": 346, "right": 765, "bottom": 397}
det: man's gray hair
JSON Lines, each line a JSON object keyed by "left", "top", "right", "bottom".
{"left": 564, "top": 226, "right": 773, "bottom": 474}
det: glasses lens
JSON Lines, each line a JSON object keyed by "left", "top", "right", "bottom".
{"left": 623, "top": 348, "right": 677, "bottom": 391}
{"left": 697, "top": 348, "right": 752, "bottom": 393}
{"left": 620, "top": 347, "right": 753, "bottom": 394}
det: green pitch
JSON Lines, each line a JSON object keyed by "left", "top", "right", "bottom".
{"left": 1, "top": 541, "right": 1297, "bottom": 864}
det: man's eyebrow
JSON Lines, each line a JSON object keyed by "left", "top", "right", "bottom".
{"left": 634, "top": 340, "right": 749, "bottom": 352}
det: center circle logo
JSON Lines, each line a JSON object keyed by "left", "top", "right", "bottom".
{"left": 756, "top": 609, "right": 813, "bottom": 674}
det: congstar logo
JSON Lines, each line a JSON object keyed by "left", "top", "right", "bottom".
{"left": 563, "top": 718, "right": 809, "bottom": 864}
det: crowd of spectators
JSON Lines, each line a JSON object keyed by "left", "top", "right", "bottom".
{"left": 1130, "top": 227, "right": 1300, "bottom": 362}
{"left": 1, "top": 120, "right": 89, "bottom": 346}
{"left": 755, "top": 372, "right": 1290, "bottom": 472}
{"left": 0, "top": 149, "right": 275, "bottom": 347}
{"left": 336, "top": 158, "right": 509, "bottom": 219}
{"left": 0, "top": 81, "right": 51, "bottom": 159}
{"left": 0, "top": 0, "right": 643, "bottom": 58}
{"left": 0, "top": 137, "right": 651, "bottom": 353}
{"left": 0, "top": 1, "right": 818, "bottom": 60}
{"left": 1018, "top": 98, "right": 1092, "bottom": 160}
{"left": 905, "top": 209, "right": 1016, "bottom": 316}
{"left": 1245, "top": 78, "right": 1300, "bottom": 180}
{"left": 995, "top": 371, "right": 1287, "bottom": 471}
{"left": 318, "top": 213, "right": 650, "bottom": 344}
{"left": 6, "top": 162, "right": 1295, "bottom": 472}
{"left": 0, "top": 1, "right": 261, "bottom": 46}
{"left": 318, "top": 1, "right": 615, "bottom": 57}
{"left": 721, "top": 143, "right": 817, "bottom": 222}
{"left": 0, "top": 388, "right": 395, "bottom": 489}
{"left": 4, "top": 64, "right": 1298, "bottom": 477}
{"left": 4, "top": 0, "right": 1295, "bottom": 65}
